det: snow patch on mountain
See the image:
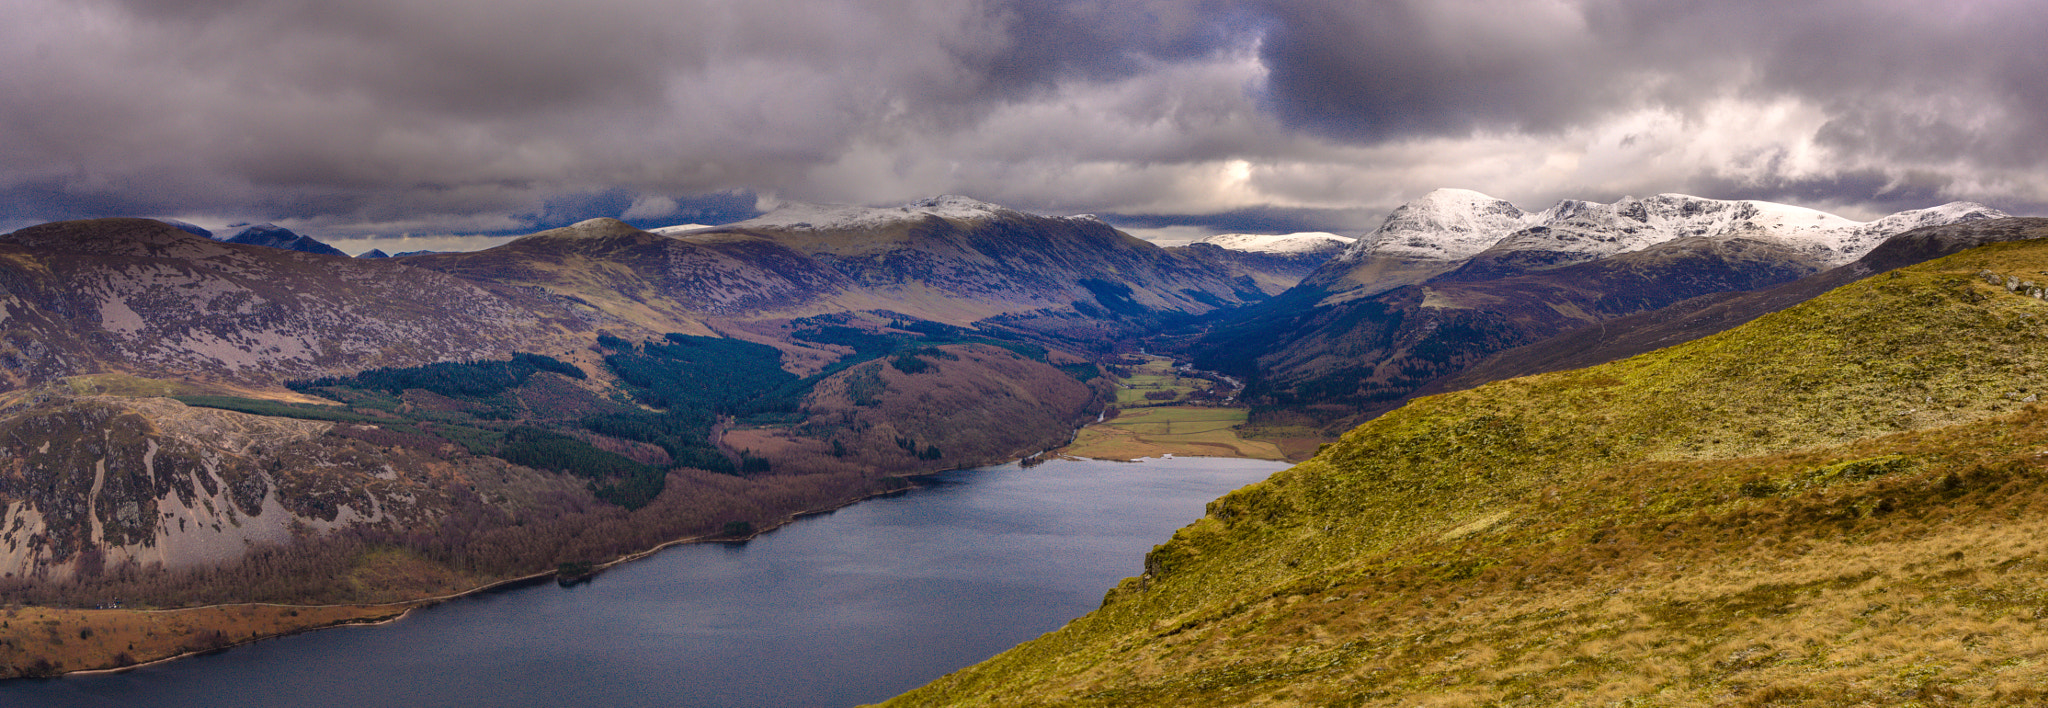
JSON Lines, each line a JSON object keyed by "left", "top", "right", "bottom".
{"left": 1198, "top": 232, "right": 1355, "bottom": 254}
{"left": 727, "top": 195, "right": 1032, "bottom": 231}
{"left": 649, "top": 223, "right": 715, "bottom": 236}
{"left": 1341, "top": 190, "right": 2008, "bottom": 269}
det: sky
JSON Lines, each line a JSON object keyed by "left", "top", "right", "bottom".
{"left": 5, "top": 0, "right": 2045, "bottom": 251}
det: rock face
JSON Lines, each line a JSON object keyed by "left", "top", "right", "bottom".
{"left": 0, "top": 219, "right": 578, "bottom": 389}
{"left": 0, "top": 198, "right": 1292, "bottom": 586}
{"left": 0, "top": 395, "right": 541, "bottom": 579}
{"left": 1194, "top": 191, "right": 2012, "bottom": 430}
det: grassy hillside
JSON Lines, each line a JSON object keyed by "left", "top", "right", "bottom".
{"left": 886, "top": 239, "right": 2048, "bottom": 705}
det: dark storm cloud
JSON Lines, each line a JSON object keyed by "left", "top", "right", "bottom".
{"left": 2, "top": 0, "right": 2042, "bottom": 238}
{"left": 1251, "top": 0, "right": 2048, "bottom": 169}
{"left": 1252, "top": 0, "right": 1621, "bottom": 140}
{"left": 1685, "top": 169, "right": 1952, "bottom": 214}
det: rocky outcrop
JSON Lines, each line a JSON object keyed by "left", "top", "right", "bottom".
{"left": 0, "top": 395, "right": 535, "bottom": 579}
{"left": 0, "top": 219, "right": 585, "bottom": 388}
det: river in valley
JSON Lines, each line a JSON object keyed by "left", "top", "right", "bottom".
{"left": 2, "top": 456, "right": 1288, "bottom": 708}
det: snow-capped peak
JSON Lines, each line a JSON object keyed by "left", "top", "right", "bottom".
{"left": 1343, "top": 190, "right": 2010, "bottom": 268}
{"left": 727, "top": 195, "right": 1020, "bottom": 231}
{"left": 1198, "top": 232, "right": 1355, "bottom": 254}
{"left": 1338, "top": 188, "right": 1540, "bottom": 263}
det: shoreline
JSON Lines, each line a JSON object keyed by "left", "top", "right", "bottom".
{"left": 17, "top": 443, "right": 1261, "bottom": 681}
{"left": 16, "top": 469, "right": 953, "bottom": 680}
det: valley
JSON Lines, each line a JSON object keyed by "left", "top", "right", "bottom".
{"left": 0, "top": 192, "right": 2040, "bottom": 705}
{"left": 888, "top": 227, "right": 2048, "bottom": 706}
{"left": 11, "top": 3, "right": 2041, "bottom": 704}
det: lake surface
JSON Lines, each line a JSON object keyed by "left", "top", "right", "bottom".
{"left": 3, "top": 456, "right": 1287, "bottom": 708}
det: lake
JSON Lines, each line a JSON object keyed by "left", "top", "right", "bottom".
{"left": 2, "top": 456, "right": 1288, "bottom": 708}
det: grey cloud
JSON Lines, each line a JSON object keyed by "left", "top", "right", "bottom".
{"left": 1252, "top": 0, "right": 1622, "bottom": 140}
{"left": 1250, "top": 0, "right": 2048, "bottom": 169}
{"left": 1682, "top": 168, "right": 1965, "bottom": 218}
{"left": 3, "top": 0, "right": 2043, "bottom": 238}
{"left": 1102, "top": 205, "right": 1378, "bottom": 237}
{"left": 5, "top": 0, "right": 1261, "bottom": 233}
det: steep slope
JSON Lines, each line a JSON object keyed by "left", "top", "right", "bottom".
{"left": 1319, "top": 189, "right": 2004, "bottom": 296}
{"left": 410, "top": 198, "right": 1268, "bottom": 335}
{"left": 1194, "top": 194, "right": 2006, "bottom": 430}
{"left": 0, "top": 219, "right": 582, "bottom": 389}
{"left": 890, "top": 236, "right": 2048, "bottom": 706}
{"left": 693, "top": 196, "right": 1272, "bottom": 323}
{"left": 1436, "top": 217, "right": 2048, "bottom": 392}
{"left": 1197, "top": 234, "right": 1827, "bottom": 427}
{"left": 763, "top": 343, "right": 1099, "bottom": 473}
{"left": 402, "top": 217, "right": 855, "bottom": 336}
{"left": 1308, "top": 188, "right": 1539, "bottom": 296}
{"left": 0, "top": 394, "right": 557, "bottom": 580}
{"left": 0, "top": 197, "right": 1289, "bottom": 664}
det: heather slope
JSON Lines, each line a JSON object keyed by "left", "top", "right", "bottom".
{"left": 887, "top": 238, "right": 2048, "bottom": 706}
{"left": 0, "top": 218, "right": 582, "bottom": 389}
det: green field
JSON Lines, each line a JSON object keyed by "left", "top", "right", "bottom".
{"left": 1112, "top": 356, "right": 1213, "bottom": 405}
{"left": 1063, "top": 406, "right": 1283, "bottom": 460}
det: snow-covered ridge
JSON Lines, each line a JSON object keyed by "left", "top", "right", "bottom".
{"left": 1340, "top": 189, "right": 2007, "bottom": 268}
{"left": 648, "top": 223, "right": 715, "bottom": 236}
{"left": 1197, "top": 232, "right": 1355, "bottom": 254}
{"left": 1347, "top": 189, "right": 1545, "bottom": 263}
{"left": 723, "top": 195, "right": 1041, "bottom": 231}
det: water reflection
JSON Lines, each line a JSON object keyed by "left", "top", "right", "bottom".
{"left": 2, "top": 457, "right": 1286, "bottom": 708}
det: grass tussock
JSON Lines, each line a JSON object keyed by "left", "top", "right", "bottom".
{"left": 882, "top": 239, "right": 2048, "bottom": 706}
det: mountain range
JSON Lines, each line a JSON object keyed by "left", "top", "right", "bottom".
{"left": 891, "top": 217, "right": 2048, "bottom": 706}
{"left": 0, "top": 190, "right": 2041, "bottom": 687}
{"left": 1192, "top": 190, "right": 2007, "bottom": 431}
{"left": 0, "top": 197, "right": 1314, "bottom": 621}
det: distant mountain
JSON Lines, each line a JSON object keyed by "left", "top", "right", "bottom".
{"left": 1195, "top": 232, "right": 1355, "bottom": 255}
{"left": 1193, "top": 191, "right": 2009, "bottom": 430}
{"left": 407, "top": 197, "right": 1277, "bottom": 344}
{"left": 1432, "top": 216, "right": 2048, "bottom": 393}
{"left": 1313, "top": 188, "right": 2004, "bottom": 295}
{"left": 0, "top": 198, "right": 1299, "bottom": 640}
{"left": 159, "top": 219, "right": 214, "bottom": 238}
{"left": 0, "top": 218, "right": 578, "bottom": 389}
{"left": 357, "top": 248, "right": 390, "bottom": 258}
{"left": 892, "top": 220, "right": 2048, "bottom": 708}
{"left": 1164, "top": 232, "right": 1356, "bottom": 294}
{"left": 216, "top": 223, "right": 349, "bottom": 257}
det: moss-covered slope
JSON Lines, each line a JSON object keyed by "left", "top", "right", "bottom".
{"left": 887, "top": 238, "right": 2048, "bottom": 705}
